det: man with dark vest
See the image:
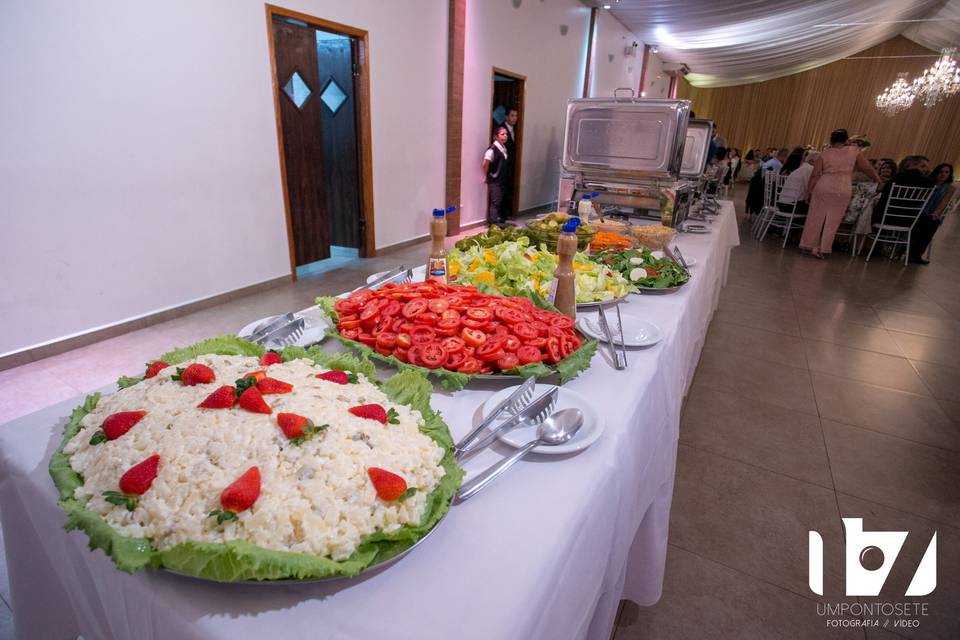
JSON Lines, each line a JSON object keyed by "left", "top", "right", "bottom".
{"left": 482, "top": 126, "right": 510, "bottom": 226}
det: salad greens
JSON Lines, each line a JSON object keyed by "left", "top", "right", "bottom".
{"left": 453, "top": 226, "right": 534, "bottom": 251}
{"left": 591, "top": 248, "right": 690, "bottom": 289}
{"left": 49, "top": 337, "right": 463, "bottom": 582}
{"left": 448, "top": 236, "right": 635, "bottom": 303}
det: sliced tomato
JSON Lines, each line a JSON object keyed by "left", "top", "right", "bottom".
{"left": 517, "top": 345, "right": 541, "bottom": 364}
{"left": 341, "top": 328, "right": 360, "bottom": 340}
{"left": 548, "top": 326, "right": 566, "bottom": 340}
{"left": 402, "top": 298, "right": 429, "bottom": 318}
{"left": 440, "top": 309, "right": 461, "bottom": 322}
{"left": 476, "top": 337, "right": 506, "bottom": 362}
{"left": 444, "top": 295, "right": 467, "bottom": 310}
{"left": 410, "top": 326, "right": 436, "bottom": 345}
{"left": 441, "top": 336, "right": 465, "bottom": 353}
{"left": 461, "top": 317, "right": 489, "bottom": 330}
{"left": 494, "top": 306, "right": 524, "bottom": 324}
{"left": 531, "top": 321, "right": 550, "bottom": 336}
{"left": 376, "top": 332, "right": 397, "bottom": 350}
{"left": 434, "top": 321, "right": 458, "bottom": 337}
{"left": 358, "top": 333, "right": 377, "bottom": 347}
{"left": 445, "top": 350, "right": 467, "bottom": 369}
{"left": 396, "top": 333, "right": 412, "bottom": 349}
{"left": 462, "top": 346, "right": 476, "bottom": 358}
{"left": 496, "top": 353, "right": 520, "bottom": 370}
{"left": 492, "top": 324, "right": 510, "bottom": 336}
{"left": 427, "top": 298, "right": 449, "bottom": 314}
{"left": 545, "top": 337, "right": 562, "bottom": 364}
{"left": 407, "top": 345, "right": 422, "bottom": 366}
{"left": 457, "top": 358, "right": 482, "bottom": 374}
{"left": 334, "top": 299, "right": 359, "bottom": 315}
{"left": 414, "top": 311, "right": 439, "bottom": 325}
{"left": 394, "top": 347, "right": 409, "bottom": 363}
{"left": 560, "top": 336, "right": 576, "bottom": 359}
{"left": 512, "top": 322, "right": 538, "bottom": 340}
{"left": 466, "top": 308, "right": 492, "bottom": 321}
{"left": 525, "top": 336, "right": 547, "bottom": 348}
{"left": 338, "top": 318, "right": 361, "bottom": 330}
{"left": 380, "top": 300, "right": 402, "bottom": 317}
{"left": 376, "top": 346, "right": 393, "bottom": 357}
{"left": 462, "top": 327, "right": 486, "bottom": 347}
{"left": 419, "top": 343, "right": 448, "bottom": 369}
{"left": 502, "top": 335, "right": 521, "bottom": 352}
{"left": 549, "top": 315, "right": 575, "bottom": 330}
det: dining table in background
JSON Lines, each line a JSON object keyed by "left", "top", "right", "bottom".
{"left": 0, "top": 202, "right": 740, "bottom": 640}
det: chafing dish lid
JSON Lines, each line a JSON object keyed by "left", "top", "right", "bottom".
{"left": 680, "top": 118, "right": 715, "bottom": 178}
{"left": 562, "top": 98, "right": 691, "bottom": 178}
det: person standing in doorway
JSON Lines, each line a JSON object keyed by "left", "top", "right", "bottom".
{"left": 483, "top": 126, "right": 510, "bottom": 227}
{"left": 500, "top": 108, "right": 519, "bottom": 218}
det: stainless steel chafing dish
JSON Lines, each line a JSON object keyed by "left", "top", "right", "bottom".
{"left": 558, "top": 93, "right": 708, "bottom": 227}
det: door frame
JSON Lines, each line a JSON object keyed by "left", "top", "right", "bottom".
{"left": 490, "top": 67, "right": 525, "bottom": 216}
{"left": 265, "top": 4, "right": 377, "bottom": 280}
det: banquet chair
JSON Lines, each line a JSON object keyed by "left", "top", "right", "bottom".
{"left": 863, "top": 185, "right": 935, "bottom": 265}
{"left": 759, "top": 193, "right": 806, "bottom": 248}
{"left": 751, "top": 171, "right": 784, "bottom": 239}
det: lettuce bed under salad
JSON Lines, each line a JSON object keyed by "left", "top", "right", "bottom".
{"left": 49, "top": 335, "right": 463, "bottom": 582}
{"left": 447, "top": 236, "right": 635, "bottom": 303}
{"left": 317, "top": 295, "right": 598, "bottom": 392}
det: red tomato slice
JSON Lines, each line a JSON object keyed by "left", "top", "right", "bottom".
{"left": 560, "top": 336, "right": 576, "bottom": 359}
{"left": 532, "top": 321, "right": 550, "bottom": 336}
{"left": 525, "top": 337, "right": 547, "bottom": 348}
{"left": 503, "top": 335, "right": 521, "bottom": 352}
{"left": 410, "top": 326, "right": 436, "bottom": 345}
{"left": 517, "top": 345, "right": 541, "bottom": 364}
{"left": 550, "top": 315, "right": 575, "bottom": 330}
{"left": 427, "top": 298, "right": 449, "bottom": 314}
{"left": 512, "top": 322, "right": 537, "bottom": 340}
{"left": 390, "top": 317, "right": 406, "bottom": 332}
{"left": 492, "top": 324, "right": 510, "bottom": 336}
{"left": 414, "top": 311, "right": 439, "bottom": 325}
{"left": 461, "top": 317, "right": 489, "bottom": 330}
{"left": 548, "top": 326, "right": 566, "bottom": 340}
{"left": 341, "top": 328, "right": 360, "bottom": 340}
{"left": 463, "top": 346, "right": 476, "bottom": 358}
{"left": 441, "top": 337, "right": 465, "bottom": 353}
{"left": 496, "top": 353, "right": 520, "bottom": 370}
{"left": 494, "top": 306, "right": 524, "bottom": 324}
{"left": 339, "top": 318, "right": 361, "bottom": 330}
{"left": 419, "top": 343, "right": 448, "bottom": 368}
{"left": 402, "top": 298, "right": 429, "bottom": 318}
{"left": 445, "top": 350, "right": 467, "bottom": 369}
{"left": 466, "top": 308, "right": 492, "bottom": 321}
{"left": 545, "top": 337, "right": 562, "bottom": 364}
{"left": 376, "top": 346, "right": 393, "bottom": 357}
{"left": 358, "top": 333, "right": 377, "bottom": 347}
{"left": 407, "top": 345, "right": 422, "bottom": 366}
{"left": 476, "top": 337, "right": 506, "bottom": 362}
{"left": 334, "top": 299, "right": 359, "bottom": 315}
{"left": 394, "top": 347, "right": 409, "bottom": 362}
{"left": 376, "top": 332, "right": 397, "bottom": 349}
{"left": 457, "top": 358, "right": 482, "bottom": 374}
{"left": 380, "top": 301, "right": 402, "bottom": 317}
{"left": 396, "top": 333, "right": 412, "bottom": 349}
{"left": 462, "top": 327, "right": 486, "bottom": 347}
{"left": 440, "top": 309, "right": 461, "bottom": 322}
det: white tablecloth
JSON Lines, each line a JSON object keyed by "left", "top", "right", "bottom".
{"left": 0, "top": 203, "right": 739, "bottom": 640}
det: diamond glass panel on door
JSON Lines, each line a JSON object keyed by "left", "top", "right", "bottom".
{"left": 320, "top": 78, "right": 347, "bottom": 114}
{"left": 283, "top": 71, "right": 312, "bottom": 109}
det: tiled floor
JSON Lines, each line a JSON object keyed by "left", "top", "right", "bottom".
{"left": 1, "top": 206, "right": 958, "bottom": 639}
{"left": 614, "top": 204, "right": 960, "bottom": 640}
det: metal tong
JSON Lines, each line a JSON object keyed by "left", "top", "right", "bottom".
{"left": 598, "top": 304, "right": 627, "bottom": 370}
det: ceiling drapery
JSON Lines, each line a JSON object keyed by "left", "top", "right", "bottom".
{"left": 609, "top": 0, "right": 959, "bottom": 87}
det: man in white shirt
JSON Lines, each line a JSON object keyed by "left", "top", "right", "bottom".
{"left": 778, "top": 152, "right": 818, "bottom": 215}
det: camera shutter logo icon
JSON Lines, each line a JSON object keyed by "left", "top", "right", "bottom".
{"left": 809, "top": 518, "right": 936, "bottom": 596}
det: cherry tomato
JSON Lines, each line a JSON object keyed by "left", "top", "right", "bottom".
{"left": 396, "top": 333, "right": 412, "bottom": 349}
{"left": 545, "top": 337, "right": 563, "bottom": 363}
{"left": 457, "top": 358, "right": 482, "bottom": 374}
{"left": 419, "top": 343, "right": 448, "bottom": 369}
{"left": 441, "top": 337, "right": 465, "bottom": 353}
{"left": 427, "top": 298, "right": 449, "bottom": 314}
{"left": 410, "top": 326, "right": 436, "bottom": 345}
{"left": 517, "top": 345, "right": 541, "bottom": 364}
{"left": 496, "top": 353, "right": 520, "bottom": 370}
{"left": 376, "top": 332, "right": 397, "bottom": 350}
{"left": 402, "top": 298, "right": 429, "bottom": 318}
{"left": 462, "top": 327, "right": 487, "bottom": 347}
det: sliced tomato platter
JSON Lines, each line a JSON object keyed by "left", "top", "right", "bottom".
{"left": 318, "top": 281, "right": 596, "bottom": 388}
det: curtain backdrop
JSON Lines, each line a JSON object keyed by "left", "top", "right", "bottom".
{"left": 678, "top": 37, "right": 960, "bottom": 168}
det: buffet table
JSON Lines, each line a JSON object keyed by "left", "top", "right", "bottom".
{"left": 0, "top": 202, "right": 739, "bottom": 640}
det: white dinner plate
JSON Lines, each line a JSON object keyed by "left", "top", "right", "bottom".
{"left": 651, "top": 250, "right": 696, "bottom": 267}
{"left": 576, "top": 316, "right": 662, "bottom": 347}
{"left": 481, "top": 384, "right": 605, "bottom": 455}
{"left": 237, "top": 308, "right": 330, "bottom": 350}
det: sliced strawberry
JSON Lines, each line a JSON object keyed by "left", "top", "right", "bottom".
{"left": 243, "top": 370, "right": 267, "bottom": 382}
{"left": 367, "top": 467, "right": 408, "bottom": 501}
{"left": 102, "top": 411, "right": 147, "bottom": 440}
{"left": 238, "top": 387, "right": 272, "bottom": 414}
{"left": 198, "top": 385, "right": 237, "bottom": 409}
{"left": 118, "top": 454, "right": 160, "bottom": 495}
{"left": 144, "top": 361, "right": 169, "bottom": 378}
{"left": 259, "top": 351, "right": 282, "bottom": 366}
{"left": 315, "top": 370, "right": 357, "bottom": 385}
{"left": 220, "top": 467, "right": 261, "bottom": 512}
{"left": 276, "top": 412, "right": 309, "bottom": 440}
{"left": 257, "top": 377, "right": 293, "bottom": 394}
{"left": 348, "top": 403, "right": 388, "bottom": 424}
{"left": 175, "top": 363, "right": 216, "bottom": 386}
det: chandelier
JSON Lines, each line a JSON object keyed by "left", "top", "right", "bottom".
{"left": 875, "top": 72, "right": 916, "bottom": 116}
{"left": 912, "top": 47, "right": 960, "bottom": 108}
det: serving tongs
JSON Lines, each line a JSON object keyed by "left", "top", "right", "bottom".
{"left": 663, "top": 245, "right": 690, "bottom": 276}
{"left": 598, "top": 305, "right": 627, "bottom": 370}
{"left": 347, "top": 266, "right": 412, "bottom": 295}
{"left": 454, "top": 377, "right": 536, "bottom": 460}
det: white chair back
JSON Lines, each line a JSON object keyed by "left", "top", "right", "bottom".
{"left": 875, "top": 184, "right": 935, "bottom": 230}
{"left": 762, "top": 170, "right": 785, "bottom": 209}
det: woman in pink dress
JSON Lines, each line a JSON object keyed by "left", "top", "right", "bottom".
{"left": 800, "top": 129, "right": 879, "bottom": 258}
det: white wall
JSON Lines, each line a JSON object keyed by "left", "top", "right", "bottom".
{"left": 643, "top": 52, "right": 671, "bottom": 99}
{"left": 460, "top": 0, "right": 591, "bottom": 222}
{"left": 591, "top": 9, "right": 641, "bottom": 99}
{"left": 0, "top": 0, "right": 446, "bottom": 355}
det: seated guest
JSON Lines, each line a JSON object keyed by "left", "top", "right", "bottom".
{"left": 876, "top": 158, "right": 897, "bottom": 190}
{"left": 908, "top": 163, "right": 956, "bottom": 264}
{"left": 762, "top": 148, "right": 789, "bottom": 174}
{"left": 778, "top": 150, "right": 815, "bottom": 216}
{"left": 872, "top": 155, "right": 933, "bottom": 226}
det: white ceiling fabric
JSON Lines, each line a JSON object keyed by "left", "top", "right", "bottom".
{"left": 607, "top": 0, "right": 958, "bottom": 87}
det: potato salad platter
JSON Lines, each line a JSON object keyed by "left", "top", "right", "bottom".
{"left": 49, "top": 336, "right": 463, "bottom": 582}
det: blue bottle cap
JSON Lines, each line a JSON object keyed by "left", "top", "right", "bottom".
{"left": 432, "top": 208, "right": 445, "bottom": 217}
{"left": 582, "top": 194, "right": 591, "bottom": 200}
{"left": 591, "top": 191, "right": 600, "bottom": 198}
{"left": 446, "top": 205, "right": 457, "bottom": 214}
{"left": 562, "top": 218, "right": 581, "bottom": 233}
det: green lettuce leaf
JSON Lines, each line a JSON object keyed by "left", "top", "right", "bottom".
{"left": 555, "top": 339, "right": 599, "bottom": 384}
{"left": 116, "top": 375, "right": 142, "bottom": 389}
{"left": 49, "top": 336, "right": 462, "bottom": 581}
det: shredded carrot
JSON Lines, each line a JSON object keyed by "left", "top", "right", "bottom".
{"left": 589, "top": 231, "right": 633, "bottom": 252}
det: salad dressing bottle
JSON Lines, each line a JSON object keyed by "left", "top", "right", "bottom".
{"left": 427, "top": 208, "right": 448, "bottom": 283}
{"left": 577, "top": 194, "right": 593, "bottom": 224}
{"left": 552, "top": 218, "right": 580, "bottom": 320}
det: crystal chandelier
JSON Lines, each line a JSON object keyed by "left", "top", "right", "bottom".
{"left": 875, "top": 72, "right": 916, "bottom": 116}
{"left": 912, "top": 47, "right": 960, "bottom": 108}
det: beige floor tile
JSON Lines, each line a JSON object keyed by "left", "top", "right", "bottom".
{"left": 614, "top": 546, "right": 862, "bottom": 640}
{"left": 794, "top": 298, "right": 883, "bottom": 327}
{"left": 822, "top": 420, "right": 960, "bottom": 529}
{"left": 810, "top": 372, "right": 960, "bottom": 451}
{"left": 877, "top": 309, "right": 960, "bottom": 340}
{"left": 890, "top": 332, "right": 960, "bottom": 369}
{"left": 693, "top": 348, "right": 818, "bottom": 414}
{"left": 797, "top": 319, "right": 904, "bottom": 356}
{"left": 911, "top": 361, "right": 960, "bottom": 403}
{"left": 704, "top": 321, "right": 808, "bottom": 369}
{"left": 719, "top": 283, "right": 795, "bottom": 312}
{"left": 714, "top": 300, "right": 801, "bottom": 337}
{"left": 803, "top": 341, "right": 930, "bottom": 396}
{"left": 670, "top": 445, "right": 846, "bottom": 600}
{"left": 680, "top": 384, "right": 832, "bottom": 488}
{"left": 939, "top": 399, "right": 960, "bottom": 426}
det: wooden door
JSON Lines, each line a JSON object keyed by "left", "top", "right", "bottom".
{"left": 316, "top": 32, "right": 362, "bottom": 249}
{"left": 272, "top": 17, "right": 330, "bottom": 265}
{"left": 490, "top": 69, "right": 525, "bottom": 217}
